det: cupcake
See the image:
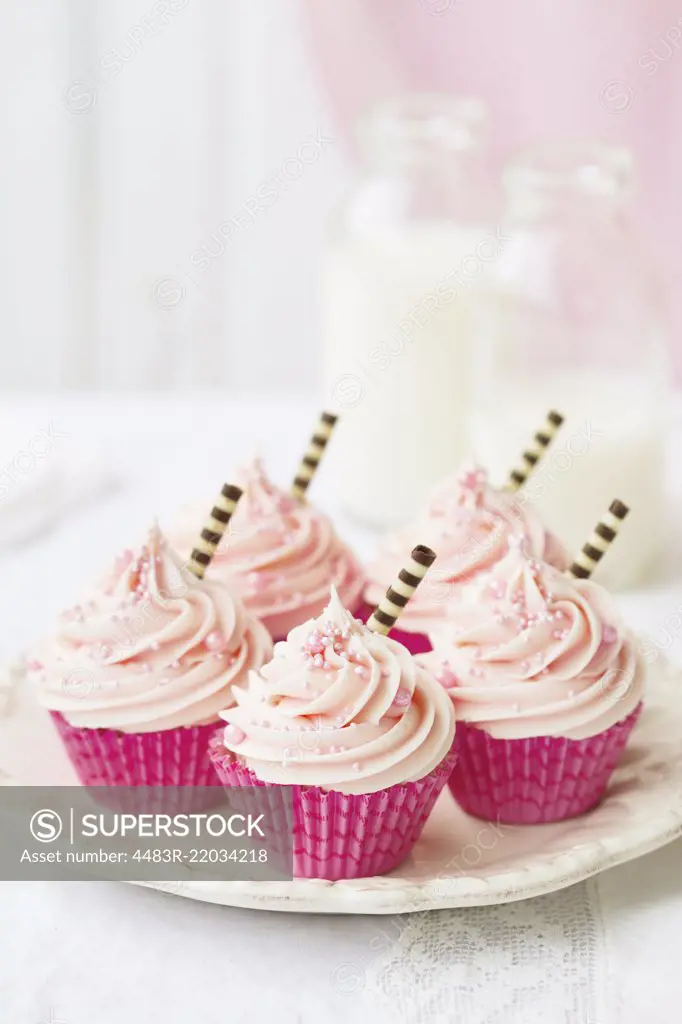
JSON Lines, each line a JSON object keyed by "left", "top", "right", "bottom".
{"left": 34, "top": 524, "right": 272, "bottom": 788}
{"left": 210, "top": 588, "right": 456, "bottom": 880}
{"left": 423, "top": 538, "right": 644, "bottom": 824}
{"left": 363, "top": 465, "right": 568, "bottom": 654}
{"left": 168, "top": 458, "right": 365, "bottom": 641}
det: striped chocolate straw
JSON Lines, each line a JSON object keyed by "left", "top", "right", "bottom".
{"left": 291, "top": 411, "right": 338, "bottom": 500}
{"left": 508, "top": 410, "right": 564, "bottom": 491}
{"left": 186, "top": 483, "right": 243, "bottom": 580}
{"left": 367, "top": 545, "right": 437, "bottom": 635}
{"left": 568, "top": 499, "right": 630, "bottom": 579}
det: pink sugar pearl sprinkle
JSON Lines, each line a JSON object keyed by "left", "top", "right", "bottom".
{"left": 205, "top": 630, "right": 228, "bottom": 653}
{"left": 224, "top": 724, "right": 246, "bottom": 745}
{"left": 437, "top": 666, "right": 459, "bottom": 688}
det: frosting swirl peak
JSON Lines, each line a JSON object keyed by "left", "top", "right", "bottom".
{"left": 168, "top": 459, "right": 365, "bottom": 639}
{"left": 219, "top": 589, "right": 455, "bottom": 794}
{"left": 423, "top": 540, "right": 644, "bottom": 740}
{"left": 37, "top": 525, "right": 272, "bottom": 732}
{"left": 365, "top": 465, "right": 568, "bottom": 635}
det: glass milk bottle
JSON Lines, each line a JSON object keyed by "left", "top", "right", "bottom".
{"left": 470, "top": 142, "right": 670, "bottom": 589}
{"left": 323, "top": 95, "right": 496, "bottom": 527}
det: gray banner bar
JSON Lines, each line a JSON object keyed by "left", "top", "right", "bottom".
{"left": 0, "top": 787, "right": 294, "bottom": 881}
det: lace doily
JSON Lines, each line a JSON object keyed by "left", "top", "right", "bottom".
{"left": 365, "top": 881, "right": 612, "bottom": 1023}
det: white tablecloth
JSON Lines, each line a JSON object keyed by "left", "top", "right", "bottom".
{"left": 1, "top": 396, "right": 682, "bottom": 1024}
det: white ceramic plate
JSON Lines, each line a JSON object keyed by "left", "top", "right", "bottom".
{"left": 1, "top": 654, "right": 680, "bottom": 915}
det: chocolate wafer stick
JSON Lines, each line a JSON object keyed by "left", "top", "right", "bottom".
{"left": 507, "top": 410, "right": 564, "bottom": 491}
{"left": 291, "top": 411, "right": 338, "bottom": 501}
{"left": 187, "top": 483, "right": 243, "bottom": 580}
{"left": 568, "top": 499, "right": 629, "bottom": 579}
{"left": 367, "top": 545, "right": 437, "bottom": 635}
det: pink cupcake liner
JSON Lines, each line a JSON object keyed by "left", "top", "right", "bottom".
{"left": 210, "top": 741, "right": 458, "bottom": 880}
{"left": 449, "top": 703, "right": 643, "bottom": 824}
{"left": 50, "top": 711, "right": 224, "bottom": 807}
{"left": 355, "top": 601, "right": 432, "bottom": 655}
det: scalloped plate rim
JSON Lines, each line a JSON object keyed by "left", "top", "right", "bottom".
{"left": 133, "top": 809, "right": 682, "bottom": 914}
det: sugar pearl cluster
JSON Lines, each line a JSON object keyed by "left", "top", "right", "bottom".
{"left": 57, "top": 535, "right": 239, "bottom": 683}
{"left": 274, "top": 493, "right": 296, "bottom": 516}
{"left": 300, "top": 618, "right": 353, "bottom": 671}
{"left": 298, "top": 618, "right": 411, "bottom": 717}
{"left": 436, "top": 662, "right": 459, "bottom": 689}
{"left": 458, "top": 467, "right": 487, "bottom": 506}
{"left": 436, "top": 541, "right": 622, "bottom": 692}
{"left": 125, "top": 539, "right": 161, "bottom": 603}
{"left": 484, "top": 538, "right": 564, "bottom": 635}
{"left": 430, "top": 467, "right": 488, "bottom": 522}
{"left": 242, "top": 462, "right": 299, "bottom": 526}
{"left": 99, "top": 535, "right": 165, "bottom": 602}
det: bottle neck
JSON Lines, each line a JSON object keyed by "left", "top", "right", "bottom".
{"left": 366, "top": 142, "right": 482, "bottom": 175}
{"left": 359, "top": 94, "right": 488, "bottom": 180}
{"left": 504, "top": 144, "right": 633, "bottom": 222}
{"left": 358, "top": 146, "right": 494, "bottom": 223}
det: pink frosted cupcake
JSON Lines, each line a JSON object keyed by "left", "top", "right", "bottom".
{"left": 363, "top": 465, "right": 568, "bottom": 654}
{"left": 423, "top": 539, "right": 644, "bottom": 824}
{"left": 34, "top": 525, "right": 272, "bottom": 788}
{"left": 168, "top": 459, "right": 365, "bottom": 642}
{"left": 210, "top": 589, "right": 456, "bottom": 879}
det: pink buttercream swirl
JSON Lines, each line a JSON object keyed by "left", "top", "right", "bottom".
{"left": 168, "top": 459, "right": 365, "bottom": 639}
{"left": 422, "top": 540, "right": 644, "bottom": 740}
{"left": 37, "top": 525, "right": 272, "bottom": 732}
{"left": 218, "top": 589, "right": 455, "bottom": 794}
{"left": 365, "top": 465, "right": 568, "bottom": 636}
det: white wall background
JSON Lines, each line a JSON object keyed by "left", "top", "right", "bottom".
{"left": 0, "top": 0, "right": 347, "bottom": 393}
